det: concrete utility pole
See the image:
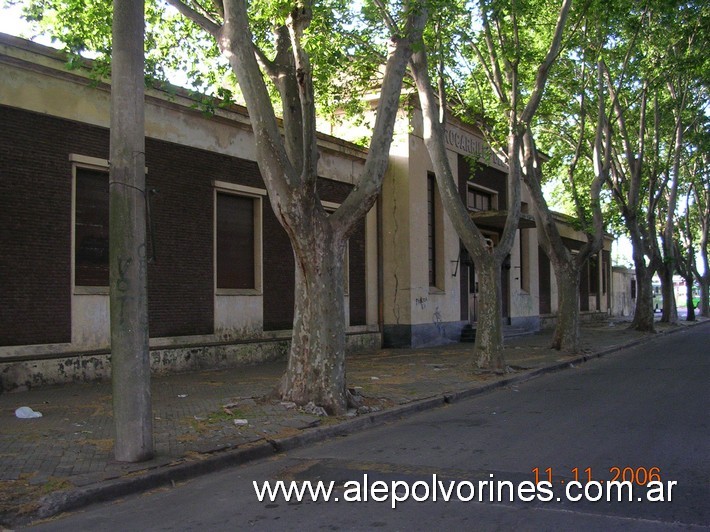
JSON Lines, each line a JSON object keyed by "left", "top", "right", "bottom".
{"left": 109, "top": 0, "right": 153, "bottom": 462}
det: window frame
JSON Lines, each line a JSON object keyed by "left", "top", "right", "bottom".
{"left": 322, "top": 201, "right": 350, "bottom": 296}
{"left": 427, "top": 173, "right": 446, "bottom": 292}
{"left": 466, "top": 184, "right": 499, "bottom": 212}
{"left": 213, "top": 181, "right": 265, "bottom": 296}
{"left": 588, "top": 254, "right": 599, "bottom": 295}
{"left": 71, "top": 154, "right": 110, "bottom": 295}
{"left": 519, "top": 202, "right": 530, "bottom": 293}
{"left": 427, "top": 174, "right": 437, "bottom": 288}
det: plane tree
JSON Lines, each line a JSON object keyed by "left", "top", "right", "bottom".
{"left": 518, "top": 11, "right": 612, "bottom": 353}
{"left": 166, "top": 0, "right": 426, "bottom": 415}
{"left": 676, "top": 185, "right": 699, "bottom": 321}
{"left": 597, "top": 0, "right": 708, "bottom": 331}
{"left": 597, "top": 5, "right": 665, "bottom": 332}
{"left": 16, "top": 0, "right": 427, "bottom": 414}
{"left": 407, "top": 0, "right": 573, "bottom": 368}
{"left": 691, "top": 164, "right": 710, "bottom": 318}
{"left": 683, "top": 136, "right": 710, "bottom": 318}
{"left": 644, "top": 1, "right": 708, "bottom": 324}
{"left": 527, "top": 0, "right": 701, "bottom": 346}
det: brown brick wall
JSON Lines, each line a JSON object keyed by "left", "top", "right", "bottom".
{"left": 0, "top": 105, "right": 105, "bottom": 346}
{"left": 262, "top": 198, "right": 296, "bottom": 331}
{"left": 262, "top": 178, "right": 367, "bottom": 330}
{"left": 1, "top": 104, "right": 368, "bottom": 345}
{"left": 143, "top": 138, "right": 267, "bottom": 337}
{"left": 144, "top": 137, "right": 217, "bottom": 337}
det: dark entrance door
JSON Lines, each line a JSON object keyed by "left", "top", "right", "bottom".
{"left": 538, "top": 246, "right": 551, "bottom": 314}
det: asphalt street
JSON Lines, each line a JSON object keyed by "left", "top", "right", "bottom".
{"left": 30, "top": 326, "right": 709, "bottom": 531}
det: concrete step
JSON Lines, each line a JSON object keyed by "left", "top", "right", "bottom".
{"left": 460, "top": 324, "right": 476, "bottom": 342}
{"left": 460, "top": 324, "right": 535, "bottom": 343}
{"left": 503, "top": 326, "right": 535, "bottom": 338}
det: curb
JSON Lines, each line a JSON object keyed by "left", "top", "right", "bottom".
{"left": 36, "top": 441, "right": 276, "bottom": 520}
{"left": 33, "top": 320, "right": 708, "bottom": 524}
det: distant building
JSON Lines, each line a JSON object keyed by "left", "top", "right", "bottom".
{"left": 611, "top": 267, "right": 637, "bottom": 318}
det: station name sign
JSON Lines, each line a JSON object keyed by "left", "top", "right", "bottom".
{"left": 444, "top": 128, "right": 507, "bottom": 171}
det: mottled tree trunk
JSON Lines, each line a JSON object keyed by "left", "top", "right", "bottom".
{"left": 278, "top": 220, "right": 349, "bottom": 414}
{"left": 699, "top": 281, "right": 709, "bottom": 318}
{"left": 474, "top": 256, "right": 505, "bottom": 370}
{"left": 683, "top": 277, "right": 696, "bottom": 321}
{"left": 165, "top": 0, "right": 426, "bottom": 413}
{"left": 409, "top": 0, "right": 572, "bottom": 371}
{"left": 658, "top": 262, "right": 678, "bottom": 323}
{"left": 630, "top": 245, "right": 656, "bottom": 332}
{"left": 551, "top": 264, "right": 581, "bottom": 352}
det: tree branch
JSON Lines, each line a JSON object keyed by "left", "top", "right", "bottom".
{"left": 164, "top": 0, "right": 221, "bottom": 36}
{"left": 520, "top": 0, "right": 573, "bottom": 124}
{"left": 332, "top": 0, "right": 427, "bottom": 237}
{"left": 286, "top": 3, "right": 319, "bottom": 187}
{"left": 372, "top": 0, "right": 399, "bottom": 34}
{"left": 478, "top": 3, "right": 508, "bottom": 105}
{"left": 408, "top": 34, "right": 490, "bottom": 262}
{"left": 218, "top": 0, "right": 298, "bottom": 201}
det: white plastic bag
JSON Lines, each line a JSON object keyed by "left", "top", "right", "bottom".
{"left": 15, "top": 406, "right": 43, "bottom": 419}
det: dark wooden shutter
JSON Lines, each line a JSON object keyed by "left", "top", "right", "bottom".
{"left": 216, "top": 193, "right": 254, "bottom": 289}
{"left": 75, "top": 168, "right": 109, "bottom": 286}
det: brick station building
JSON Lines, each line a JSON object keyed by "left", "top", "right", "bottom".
{"left": 0, "top": 33, "right": 613, "bottom": 391}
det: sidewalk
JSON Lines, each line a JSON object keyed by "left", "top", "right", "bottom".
{"left": 1, "top": 317, "right": 707, "bottom": 526}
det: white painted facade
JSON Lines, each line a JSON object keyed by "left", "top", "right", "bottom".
{"left": 332, "top": 101, "right": 613, "bottom": 346}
